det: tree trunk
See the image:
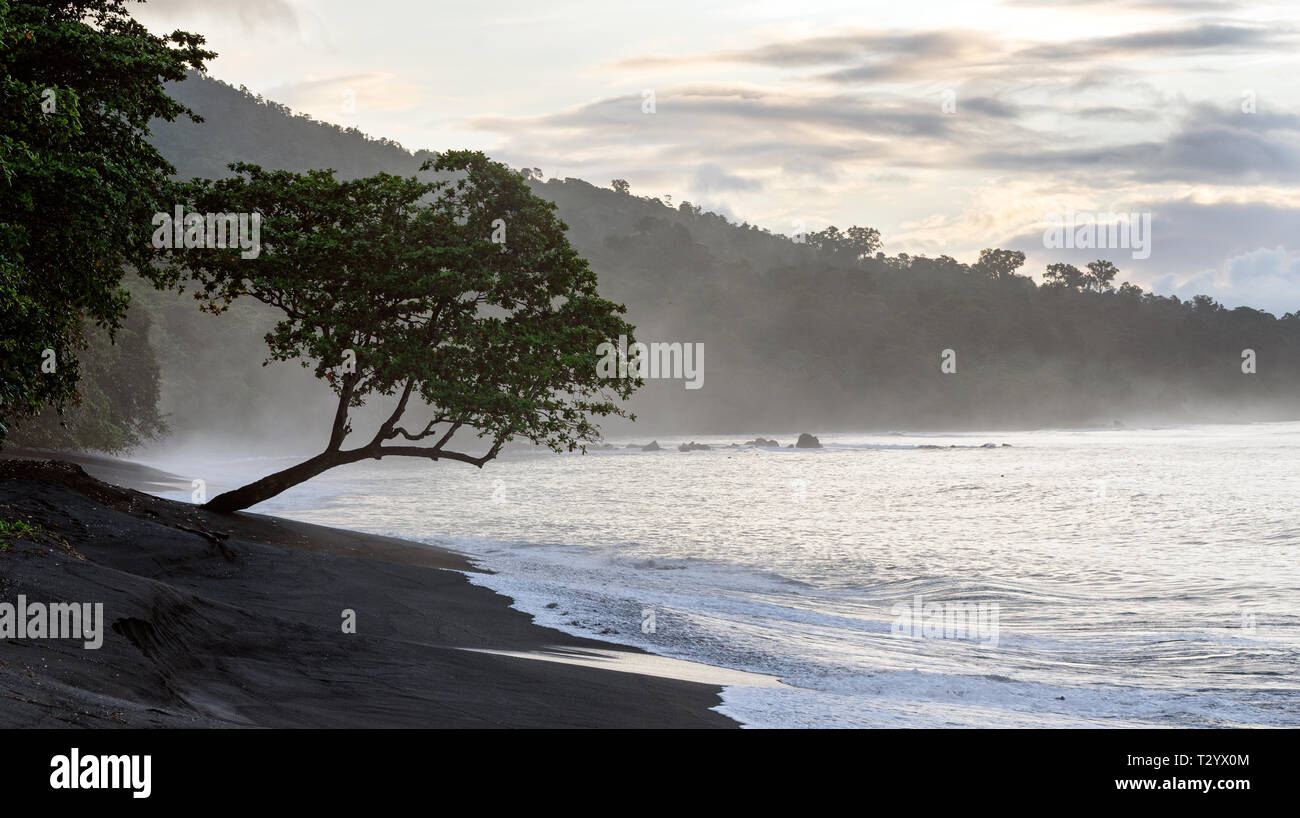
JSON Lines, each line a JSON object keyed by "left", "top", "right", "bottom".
{"left": 202, "top": 449, "right": 361, "bottom": 513}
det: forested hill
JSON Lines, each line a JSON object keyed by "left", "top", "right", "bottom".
{"left": 125, "top": 74, "right": 1300, "bottom": 443}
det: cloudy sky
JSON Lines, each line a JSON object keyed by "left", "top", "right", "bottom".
{"left": 136, "top": 0, "right": 1300, "bottom": 314}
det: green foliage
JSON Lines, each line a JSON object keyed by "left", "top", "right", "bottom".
{"left": 1086, "top": 259, "right": 1119, "bottom": 292}
{"left": 807, "top": 225, "right": 882, "bottom": 261}
{"left": 972, "top": 248, "right": 1027, "bottom": 281}
{"left": 6, "top": 283, "right": 166, "bottom": 452}
{"left": 161, "top": 151, "right": 639, "bottom": 467}
{"left": 0, "top": 0, "right": 212, "bottom": 445}
{"left": 1044, "top": 259, "right": 1122, "bottom": 293}
{"left": 1044, "top": 262, "right": 1086, "bottom": 290}
{"left": 0, "top": 516, "right": 40, "bottom": 549}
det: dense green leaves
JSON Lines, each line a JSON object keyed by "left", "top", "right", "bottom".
{"left": 806, "top": 225, "right": 881, "bottom": 261}
{"left": 161, "top": 150, "right": 638, "bottom": 500}
{"left": 6, "top": 294, "right": 165, "bottom": 452}
{"left": 0, "top": 0, "right": 212, "bottom": 444}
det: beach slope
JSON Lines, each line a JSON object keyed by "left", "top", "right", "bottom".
{"left": 0, "top": 457, "right": 735, "bottom": 728}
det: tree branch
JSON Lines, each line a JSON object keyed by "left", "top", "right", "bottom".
{"left": 326, "top": 373, "right": 358, "bottom": 451}
{"left": 387, "top": 414, "right": 450, "bottom": 441}
{"left": 367, "top": 377, "right": 415, "bottom": 449}
{"left": 352, "top": 423, "right": 502, "bottom": 468}
{"left": 361, "top": 444, "right": 494, "bottom": 467}
{"left": 431, "top": 421, "right": 462, "bottom": 450}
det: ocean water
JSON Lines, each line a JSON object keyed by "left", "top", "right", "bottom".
{"left": 145, "top": 422, "right": 1300, "bottom": 727}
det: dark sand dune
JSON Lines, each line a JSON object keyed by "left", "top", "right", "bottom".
{"left": 0, "top": 458, "right": 736, "bottom": 728}
{"left": 1, "top": 447, "right": 192, "bottom": 495}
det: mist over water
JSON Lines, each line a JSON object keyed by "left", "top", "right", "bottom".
{"left": 141, "top": 422, "right": 1300, "bottom": 727}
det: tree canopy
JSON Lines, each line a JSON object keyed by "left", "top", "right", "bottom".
{"left": 0, "top": 0, "right": 211, "bottom": 442}
{"left": 160, "top": 150, "right": 639, "bottom": 511}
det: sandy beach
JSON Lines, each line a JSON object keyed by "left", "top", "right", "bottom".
{"left": 0, "top": 453, "right": 741, "bottom": 728}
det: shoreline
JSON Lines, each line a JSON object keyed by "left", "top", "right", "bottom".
{"left": 0, "top": 451, "right": 744, "bottom": 728}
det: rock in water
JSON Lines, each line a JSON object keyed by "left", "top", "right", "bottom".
{"left": 795, "top": 433, "right": 822, "bottom": 449}
{"left": 641, "top": 440, "right": 661, "bottom": 451}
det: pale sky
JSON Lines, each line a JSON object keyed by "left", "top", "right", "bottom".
{"left": 135, "top": 0, "right": 1300, "bottom": 314}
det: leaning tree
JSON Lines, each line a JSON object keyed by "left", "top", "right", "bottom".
{"left": 158, "top": 151, "right": 640, "bottom": 512}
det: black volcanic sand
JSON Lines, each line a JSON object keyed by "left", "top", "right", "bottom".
{"left": 0, "top": 457, "right": 735, "bottom": 727}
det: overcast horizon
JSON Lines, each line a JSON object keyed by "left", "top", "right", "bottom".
{"left": 135, "top": 0, "right": 1300, "bottom": 315}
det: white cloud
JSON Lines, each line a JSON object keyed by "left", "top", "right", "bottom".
{"left": 263, "top": 73, "right": 427, "bottom": 121}
{"left": 691, "top": 163, "right": 763, "bottom": 193}
{"left": 1149, "top": 246, "right": 1300, "bottom": 315}
{"left": 136, "top": 0, "right": 298, "bottom": 33}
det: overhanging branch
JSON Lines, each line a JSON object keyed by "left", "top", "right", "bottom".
{"left": 350, "top": 424, "right": 505, "bottom": 468}
{"left": 387, "top": 414, "right": 451, "bottom": 442}
{"left": 367, "top": 377, "right": 416, "bottom": 448}
{"left": 363, "top": 444, "right": 492, "bottom": 467}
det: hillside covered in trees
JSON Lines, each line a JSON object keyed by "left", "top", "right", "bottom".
{"left": 14, "top": 73, "right": 1300, "bottom": 451}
